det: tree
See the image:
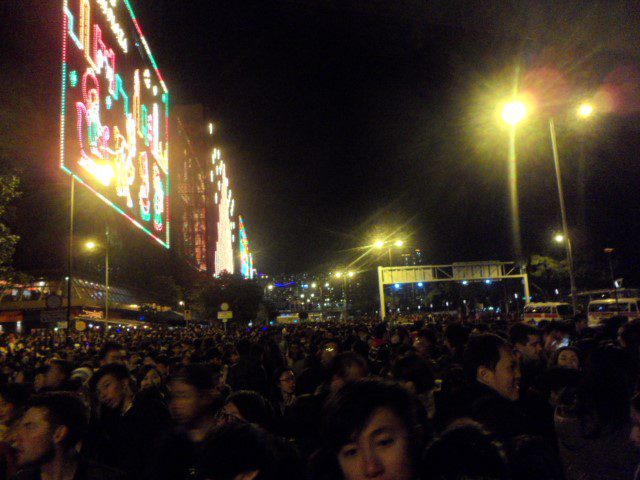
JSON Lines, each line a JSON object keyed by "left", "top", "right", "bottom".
{"left": 195, "top": 273, "right": 263, "bottom": 324}
{"left": 528, "top": 254, "right": 568, "bottom": 300}
{"left": 0, "top": 171, "right": 20, "bottom": 278}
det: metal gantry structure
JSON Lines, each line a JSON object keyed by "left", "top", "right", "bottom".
{"left": 377, "top": 261, "right": 530, "bottom": 319}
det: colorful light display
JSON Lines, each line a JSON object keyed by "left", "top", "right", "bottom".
{"left": 211, "top": 149, "right": 234, "bottom": 275}
{"left": 238, "top": 215, "right": 254, "bottom": 279}
{"left": 60, "top": 0, "right": 170, "bottom": 248}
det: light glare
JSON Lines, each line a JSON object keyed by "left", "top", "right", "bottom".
{"left": 501, "top": 101, "right": 526, "bottom": 125}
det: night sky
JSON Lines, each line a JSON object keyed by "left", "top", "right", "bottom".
{"left": 2, "top": 1, "right": 640, "bottom": 284}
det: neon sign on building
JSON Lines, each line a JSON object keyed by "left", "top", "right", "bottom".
{"left": 60, "top": 0, "right": 170, "bottom": 247}
{"left": 211, "top": 149, "right": 234, "bottom": 275}
{"left": 238, "top": 216, "right": 254, "bottom": 279}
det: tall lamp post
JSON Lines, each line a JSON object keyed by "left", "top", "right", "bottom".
{"left": 85, "top": 226, "right": 110, "bottom": 335}
{"left": 501, "top": 100, "right": 526, "bottom": 262}
{"left": 334, "top": 271, "right": 354, "bottom": 321}
{"left": 548, "top": 103, "right": 594, "bottom": 314}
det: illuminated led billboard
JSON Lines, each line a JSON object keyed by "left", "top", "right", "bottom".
{"left": 238, "top": 216, "right": 254, "bottom": 279}
{"left": 60, "top": 0, "right": 170, "bottom": 247}
{"left": 211, "top": 149, "right": 235, "bottom": 275}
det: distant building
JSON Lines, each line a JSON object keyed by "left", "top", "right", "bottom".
{"left": 401, "top": 248, "right": 424, "bottom": 266}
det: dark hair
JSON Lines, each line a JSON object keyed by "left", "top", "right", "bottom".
{"left": 271, "top": 367, "right": 294, "bottom": 402}
{"left": 0, "top": 383, "right": 31, "bottom": 415}
{"left": 89, "top": 363, "right": 133, "bottom": 392}
{"left": 327, "top": 352, "right": 368, "bottom": 381}
{"left": 619, "top": 319, "right": 640, "bottom": 351}
{"left": 509, "top": 323, "right": 539, "bottom": 346}
{"left": 225, "top": 391, "right": 274, "bottom": 430}
{"left": 463, "top": 334, "right": 510, "bottom": 384}
{"left": 550, "top": 346, "right": 581, "bottom": 369}
{"left": 236, "top": 339, "right": 252, "bottom": 357}
{"left": 510, "top": 435, "right": 565, "bottom": 480}
{"left": 136, "top": 364, "right": 162, "bottom": 388}
{"left": 27, "top": 393, "right": 89, "bottom": 448}
{"left": 444, "top": 323, "right": 469, "bottom": 350}
{"left": 48, "top": 359, "right": 72, "bottom": 378}
{"left": 320, "top": 379, "right": 421, "bottom": 475}
{"left": 391, "top": 353, "right": 435, "bottom": 394}
{"left": 170, "top": 363, "right": 214, "bottom": 391}
{"left": 99, "top": 341, "right": 123, "bottom": 361}
{"left": 199, "top": 422, "right": 304, "bottom": 480}
{"left": 421, "top": 419, "right": 509, "bottom": 480}
{"left": 577, "top": 344, "right": 637, "bottom": 429}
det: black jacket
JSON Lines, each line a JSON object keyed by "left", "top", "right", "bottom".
{"left": 465, "top": 382, "right": 534, "bottom": 442}
{"left": 84, "top": 392, "right": 171, "bottom": 478}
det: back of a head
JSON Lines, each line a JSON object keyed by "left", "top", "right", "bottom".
{"left": 509, "top": 323, "right": 538, "bottom": 346}
{"left": 0, "top": 383, "right": 31, "bottom": 413}
{"left": 236, "top": 339, "right": 252, "bottom": 358}
{"left": 199, "top": 423, "right": 268, "bottom": 478}
{"left": 421, "top": 419, "right": 509, "bottom": 480}
{"left": 226, "top": 390, "right": 273, "bottom": 430}
{"left": 445, "top": 323, "right": 469, "bottom": 350}
{"left": 580, "top": 344, "right": 636, "bottom": 427}
{"left": 463, "top": 334, "right": 508, "bottom": 384}
{"left": 171, "top": 363, "right": 215, "bottom": 391}
{"left": 391, "top": 353, "right": 435, "bottom": 394}
{"left": 99, "top": 341, "right": 123, "bottom": 361}
{"left": 27, "top": 392, "right": 89, "bottom": 448}
{"left": 328, "top": 352, "right": 369, "bottom": 381}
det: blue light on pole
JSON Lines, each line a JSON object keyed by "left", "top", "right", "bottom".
{"left": 462, "top": 280, "right": 469, "bottom": 286}
{"left": 394, "top": 283, "right": 401, "bottom": 289}
{"left": 485, "top": 279, "right": 492, "bottom": 285}
{"left": 417, "top": 282, "right": 424, "bottom": 287}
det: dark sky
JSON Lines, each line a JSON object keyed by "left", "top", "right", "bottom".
{"left": 2, "top": 0, "right": 640, "bottom": 283}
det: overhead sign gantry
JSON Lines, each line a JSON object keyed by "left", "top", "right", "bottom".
{"left": 377, "top": 261, "right": 530, "bottom": 319}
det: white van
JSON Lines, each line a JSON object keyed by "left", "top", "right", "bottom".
{"left": 587, "top": 298, "right": 640, "bottom": 326}
{"left": 523, "top": 302, "right": 574, "bottom": 324}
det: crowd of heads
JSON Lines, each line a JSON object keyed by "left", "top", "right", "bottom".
{"left": 0, "top": 312, "right": 638, "bottom": 479}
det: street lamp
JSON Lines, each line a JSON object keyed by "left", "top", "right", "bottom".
{"left": 554, "top": 234, "right": 564, "bottom": 243}
{"left": 374, "top": 239, "right": 405, "bottom": 266}
{"left": 85, "top": 227, "right": 110, "bottom": 334}
{"left": 501, "top": 101, "right": 527, "bottom": 126}
{"left": 549, "top": 118, "right": 578, "bottom": 314}
{"left": 500, "top": 99, "right": 527, "bottom": 262}
{"left": 333, "top": 270, "right": 355, "bottom": 320}
{"left": 577, "top": 103, "right": 594, "bottom": 118}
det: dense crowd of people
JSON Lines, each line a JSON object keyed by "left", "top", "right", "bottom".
{"left": 0, "top": 313, "right": 638, "bottom": 479}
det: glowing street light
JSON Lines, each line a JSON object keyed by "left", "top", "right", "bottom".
{"left": 394, "top": 240, "right": 404, "bottom": 247}
{"left": 85, "top": 241, "right": 97, "bottom": 250}
{"left": 554, "top": 234, "right": 565, "bottom": 243}
{"left": 501, "top": 101, "right": 527, "bottom": 126}
{"left": 267, "top": 284, "right": 274, "bottom": 290}
{"left": 374, "top": 240, "right": 384, "bottom": 248}
{"left": 348, "top": 271, "right": 355, "bottom": 278}
{"left": 335, "top": 271, "right": 343, "bottom": 278}
{"left": 577, "top": 103, "right": 593, "bottom": 118}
